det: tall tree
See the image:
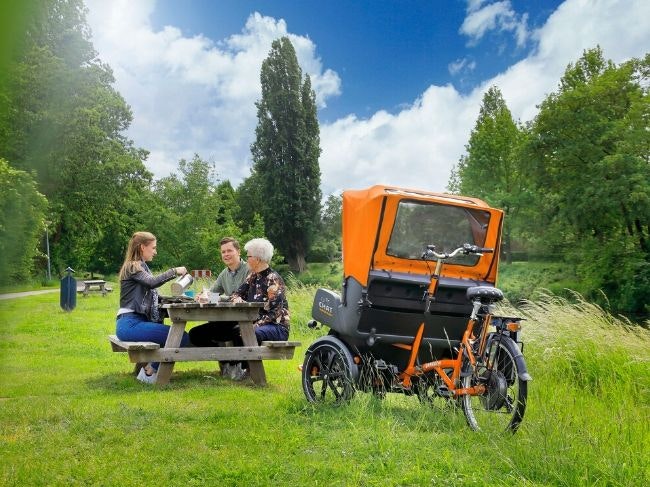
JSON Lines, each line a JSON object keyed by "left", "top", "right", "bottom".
{"left": 251, "top": 37, "right": 322, "bottom": 272}
{"left": 0, "top": 0, "right": 152, "bottom": 276}
{"left": 448, "top": 86, "right": 526, "bottom": 262}
{"left": 524, "top": 47, "right": 650, "bottom": 313}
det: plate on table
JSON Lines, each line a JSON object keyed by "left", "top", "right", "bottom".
{"left": 159, "top": 295, "right": 195, "bottom": 304}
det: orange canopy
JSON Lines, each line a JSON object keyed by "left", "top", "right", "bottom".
{"left": 342, "top": 185, "right": 503, "bottom": 286}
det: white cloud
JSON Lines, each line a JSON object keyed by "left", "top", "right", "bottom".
{"left": 448, "top": 57, "right": 477, "bottom": 76}
{"left": 460, "top": 0, "right": 530, "bottom": 47}
{"left": 320, "top": 86, "right": 477, "bottom": 196}
{"left": 85, "top": 1, "right": 340, "bottom": 182}
{"left": 85, "top": 0, "right": 650, "bottom": 197}
{"left": 319, "top": 0, "right": 650, "bottom": 195}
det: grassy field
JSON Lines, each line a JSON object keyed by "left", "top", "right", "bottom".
{"left": 1, "top": 283, "right": 648, "bottom": 486}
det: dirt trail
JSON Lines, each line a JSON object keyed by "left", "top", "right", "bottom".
{"left": 0, "top": 289, "right": 58, "bottom": 300}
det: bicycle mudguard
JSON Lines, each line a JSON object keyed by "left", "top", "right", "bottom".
{"left": 305, "top": 335, "right": 360, "bottom": 382}
{"left": 486, "top": 334, "right": 532, "bottom": 381}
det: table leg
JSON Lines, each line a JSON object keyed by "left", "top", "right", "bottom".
{"left": 239, "top": 321, "right": 266, "bottom": 386}
{"left": 156, "top": 321, "right": 186, "bottom": 385}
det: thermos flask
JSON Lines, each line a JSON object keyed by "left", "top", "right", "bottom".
{"left": 171, "top": 273, "right": 194, "bottom": 295}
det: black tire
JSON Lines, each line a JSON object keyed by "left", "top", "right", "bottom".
{"left": 302, "top": 337, "right": 357, "bottom": 404}
{"left": 461, "top": 339, "right": 528, "bottom": 433}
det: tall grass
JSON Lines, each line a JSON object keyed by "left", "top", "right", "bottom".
{"left": 0, "top": 285, "right": 648, "bottom": 486}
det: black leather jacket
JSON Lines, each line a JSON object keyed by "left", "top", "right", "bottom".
{"left": 119, "top": 264, "right": 176, "bottom": 319}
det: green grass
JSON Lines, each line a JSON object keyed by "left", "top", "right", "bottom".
{"left": 277, "top": 262, "right": 343, "bottom": 291}
{"left": 496, "top": 261, "right": 586, "bottom": 304}
{"left": 1, "top": 284, "right": 648, "bottom": 485}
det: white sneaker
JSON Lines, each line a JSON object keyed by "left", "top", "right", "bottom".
{"left": 136, "top": 367, "right": 157, "bottom": 384}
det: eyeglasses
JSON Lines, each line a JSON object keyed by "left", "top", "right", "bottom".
{"left": 246, "top": 255, "right": 258, "bottom": 260}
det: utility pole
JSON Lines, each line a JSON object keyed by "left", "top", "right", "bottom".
{"left": 45, "top": 223, "right": 51, "bottom": 281}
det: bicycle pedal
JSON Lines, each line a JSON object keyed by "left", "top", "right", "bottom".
{"left": 374, "top": 359, "right": 389, "bottom": 370}
{"left": 436, "top": 387, "right": 453, "bottom": 397}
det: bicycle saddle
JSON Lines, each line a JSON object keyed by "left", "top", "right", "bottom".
{"left": 466, "top": 286, "right": 504, "bottom": 303}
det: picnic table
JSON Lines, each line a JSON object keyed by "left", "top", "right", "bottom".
{"left": 82, "top": 279, "right": 108, "bottom": 296}
{"left": 109, "top": 301, "right": 299, "bottom": 386}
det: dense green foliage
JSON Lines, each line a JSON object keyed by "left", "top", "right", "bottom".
{"left": 307, "top": 193, "right": 342, "bottom": 262}
{"left": 0, "top": 0, "right": 154, "bottom": 277}
{"left": 0, "top": 288, "right": 647, "bottom": 485}
{"left": 449, "top": 86, "right": 528, "bottom": 263}
{"left": 0, "top": 0, "right": 306, "bottom": 283}
{"left": 251, "top": 37, "right": 322, "bottom": 272}
{"left": 143, "top": 157, "right": 266, "bottom": 272}
{"left": 1, "top": 2, "right": 648, "bottom": 318}
{"left": 451, "top": 48, "right": 650, "bottom": 314}
{"left": 0, "top": 159, "right": 47, "bottom": 281}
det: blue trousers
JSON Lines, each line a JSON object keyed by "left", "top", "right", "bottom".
{"left": 255, "top": 323, "right": 289, "bottom": 342}
{"left": 116, "top": 313, "right": 190, "bottom": 370}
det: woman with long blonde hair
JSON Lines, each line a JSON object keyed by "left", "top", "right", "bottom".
{"left": 116, "top": 231, "right": 190, "bottom": 384}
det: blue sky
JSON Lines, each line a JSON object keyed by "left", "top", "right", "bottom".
{"left": 149, "top": 0, "right": 562, "bottom": 122}
{"left": 85, "top": 0, "right": 650, "bottom": 196}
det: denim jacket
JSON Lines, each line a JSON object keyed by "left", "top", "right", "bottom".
{"left": 119, "top": 264, "right": 176, "bottom": 319}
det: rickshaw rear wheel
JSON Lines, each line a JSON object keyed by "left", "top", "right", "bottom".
{"left": 302, "top": 337, "right": 357, "bottom": 404}
{"left": 460, "top": 340, "right": 527, "bottom": 433}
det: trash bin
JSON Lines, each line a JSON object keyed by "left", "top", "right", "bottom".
{"left": 60, "top": 267, "right": 77, "bottom": 311}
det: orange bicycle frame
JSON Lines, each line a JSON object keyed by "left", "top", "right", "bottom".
{"left": 396, "top": 267, "right": 491, "bottom": 397}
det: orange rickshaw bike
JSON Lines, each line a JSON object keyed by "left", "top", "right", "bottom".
{"left": 301, "top": 185, "right": 531, "bottom": 433}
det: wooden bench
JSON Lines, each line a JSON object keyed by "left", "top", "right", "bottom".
{"left": 108, "top": 335, "right": 300, "bottom": 382}
{"left": 109, "top": 335, "right": 159, "bottom": 375}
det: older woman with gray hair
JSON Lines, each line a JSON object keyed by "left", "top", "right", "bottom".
{"left": 232, "top": 238, "right": 289, "bottom": 336}
{"left": 224, "top": 238, "right": 289, "bottom": 379}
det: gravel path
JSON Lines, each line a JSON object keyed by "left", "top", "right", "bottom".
{"left": 0, "top": 289, "right": 59, "bottom": 300}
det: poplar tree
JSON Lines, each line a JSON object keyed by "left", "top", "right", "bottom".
{"left": 449, "top": 86, "right": 525, "bottom": 262}
{"left": 251, "top": 37, "right": 322, "bottom": 272}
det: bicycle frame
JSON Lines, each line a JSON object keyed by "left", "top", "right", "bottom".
{"left": 395, "top": 253, "right": 492, "bottom": 397}
{"left": 397, "top": 313, "right": 489, "bottom": 397}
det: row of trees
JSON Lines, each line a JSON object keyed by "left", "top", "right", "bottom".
{"left": 2, "top": 2, "right": 647, "bottom": 316}
{"left": 450, "top": 47, "right": 650, "bottom": 314}
{"left": 0, "top": 0, "right": 330, "bottom": 284}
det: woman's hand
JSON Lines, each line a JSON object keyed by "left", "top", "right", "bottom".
{"left": 231, "top": 295, "right": 244, "bottom": 304}
{"left": 174, "top": 266, "right": 187, "bottom": 276}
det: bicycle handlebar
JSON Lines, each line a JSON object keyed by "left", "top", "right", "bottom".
{"left": 421, "top": 243, "right": 494, "bottom": 260}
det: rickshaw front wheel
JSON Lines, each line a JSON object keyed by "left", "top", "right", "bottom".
{"left": 302, "top": 337, "right": 357, "bottom": 404}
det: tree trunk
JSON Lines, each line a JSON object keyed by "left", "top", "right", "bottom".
{"left": 287, "top": 252, "right": 307, "bottom": 273}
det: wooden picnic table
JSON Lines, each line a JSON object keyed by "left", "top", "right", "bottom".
{"left": 110, "top": 301, "right": 299, "bottom": 386}
{"left": 82, "top": 279, "right": 107, "bottom": 296}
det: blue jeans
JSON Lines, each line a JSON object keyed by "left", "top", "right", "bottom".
{"left": 116, "top": 313, "right": 190, "bottom": 370}
{"left": 255, "top": 323, "right": 289, "bottom": 342}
